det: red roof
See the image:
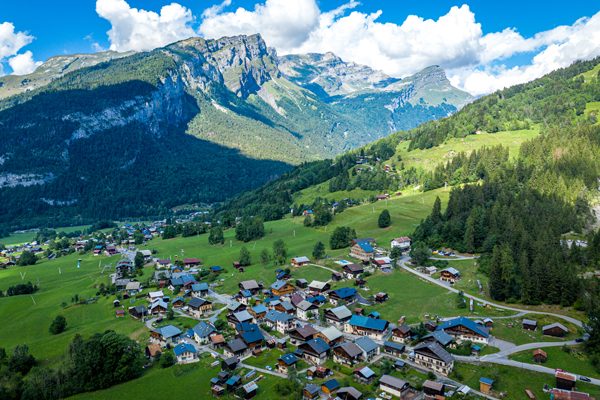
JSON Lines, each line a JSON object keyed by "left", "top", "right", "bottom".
{"left": 184, "top": 258, "right": 202, "bottom": 264}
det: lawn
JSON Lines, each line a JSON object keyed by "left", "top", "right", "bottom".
{"left": 452, "top": 362, "right": 600, "bottom": 399}
{"left": 490, "top": 314, "right": 581, "bottom": 345}
{"left": 509, "top": 345, "right": 599, "bottom": 378}
{"left": 244, "top": 348, "right": 285, "bottom": 370}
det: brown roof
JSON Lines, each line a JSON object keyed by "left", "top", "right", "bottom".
{"left": 294, "top": 325, "right": 319, "bottom": 338}
{"left": 146, "top": 344, "right": 162, "bottom": 357}
{"left": 210, "top": 334, "right": 225, "bottom": 344}
{"left": 533, "top": 349, "right": 547, "bottom": 357}
{"left": 344, "top": 264, "right": 364, "bottom": 272}
{"left": 550, "top": 389, "right": 594, "bottom": 400}
{"left": 555, "top": 370, "right": 577, "bottom": 382}
{"left": 423, "top": 380, "right": 444, "bottom": 392}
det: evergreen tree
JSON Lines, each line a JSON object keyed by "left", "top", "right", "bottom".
{"left": 329, "top": 226, "right": 357, "bottom": 249}
{"left": 409, "top": 241, "right": 431, "bottom": 266}
{"left": 312, "top": 241, "right": 326, "bottom": 260}
{"left": 208, "top": 226, "right": 224, "bottom": 245}
{"left": 273, "top": 240, "right": 287, "bottom": 265}
{"left": 239, "top": 247, "right": 251, "bottom": 266}
{"left": 17, "top": 251, "right": 37, "bottom": 266}
{"left": 161, "top": 225, "right": 177, "bottom": 240}
{"left": 134, "top": 251, "right": 144, "bottom": 270}
{"left": 260, "top": 248, "right": 271, "bottom": 265}
{"left": 431, "top": 196, "right": 442, "bottom": 224}
{"left": 378, "top": 209, "right": 391, "bottom": 228}
{"left": 489, "top": 245, "right": 507, "bottom": 301}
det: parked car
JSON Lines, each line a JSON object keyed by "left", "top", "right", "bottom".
{"left": 579, "top": 376, "right": 591, "bottom": 382}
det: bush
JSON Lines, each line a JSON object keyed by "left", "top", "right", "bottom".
{"left": 330, "top": 226, "right": 357, "bottom": 249}
{"left": 160, "top": 351, "right": 175, "bottom": 368}
{"left": 378, "top": 209, "right": 391, "bottom": 228}
{"left": 49, "top": 315, "right": 67, "bottom": 335}
{"left": 18, "top": 251, "right": 37, "bottom": 266}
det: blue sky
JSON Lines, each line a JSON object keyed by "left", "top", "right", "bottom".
{"left": 1, "top": 1, "right": 599, "bottom": 94}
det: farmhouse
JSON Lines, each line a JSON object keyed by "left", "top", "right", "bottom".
{"left": 150, "top": 299, "right": 168, "bottom": 315}
{"left": 324, "top": 305, "right": 352, "bottom": 329}
{"left": 542, "top": 323, "right": 569, "bottom": 337}
{"left": 224, "top": 338, "right": 249, "bottom": 358}
{"left": 298, "top": 338, "right": 330, "bottom": 365}
{"left": 383, "top": 341, "right": 405, "bottom": 357}
{"left": 345, "top": 315, "right": 389, "bottom": 340}
{"left": 291, "top": 256, "right": 310, "bottom": 267}
{"left": 391, "top": 325, "right": 412, "bottom": 343}
{"left": 191, "top": 282, "right": 209, "bottom": 297}
{"left": 379, "top": 375, "right": 410, "bottom": 398}
{"left": 413, "top": 342, "right": 454, "bottom": 376}
{"left": 391, "top": 236, "right": 411, "bottom": 251}
{"left": 296, "top": 300, "right": 319, "bottom": 320}
{"left": 436, "top": 317, "right": 489, "bottom": 344}
{"left": 329, "top": 287, "right": 357, "bottom": 305}
{"left": 173, "top": 343, "right": 197, "bottom": 364}
{"left": 277, "top": 353, "right": 299, "bottom": 374}
{"left": 317, "top": 326, "right": 344, "bottom": 345}
{"left": 349, "top": 241, "right": 374, "bottom": 262}
{"left": 188, "top": 297, "right": 212, "bottom": 318}
{"left": 440, "top": 267, "right": 461, "bottom": 283}
{"left": 150, "top": 325, "right": 182, "bottom": 347}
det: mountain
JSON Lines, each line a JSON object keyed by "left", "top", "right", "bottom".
{"left": 0, "top": 33, "right": 471, "bottom": 230}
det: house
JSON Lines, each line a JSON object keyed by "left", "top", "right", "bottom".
{"left": 148, "top": 290, "right": 164, "bottom": 302}
{"left": 379, "top": 375, "right": 410, "bottom": 398}
{"left": 436, "top": 317, "right": 489, "bottom": 344}
{"left": 291, "top": 256, "right": 310, "bottom": 267}
{"left": 342, "top": 263, "right": 364, "bottom": 279}
{"left": 145, "top": 343, "right": 162, "bottom": 359}
{"left": 128, "top": 305, "right": 148, "bottom": 319}
{"left": 228, "top": 310, "right": 254, "bottom": 327}
{"left": 265, "top": 310, "right": 295, "bottom": 334}
{"left": 296, "top": 278, "right": 308, "bottom": 288}
{"left": 555, "top": 370, "right": 577, "bottom": 390}
{"left": 191, "top": 282, "right": 209, "bottom": 297}
{"left": 188, "top": 297, "right": 212, "bottom": 318}
{"left": 373, "top": 257, "right": 393, "bottom": 271}
{"left": 440, "top": 267, "right": 461, "bottom": 283}
{"left": 115, "top": 309, "right": 125, "bottom": 318}
{"left": 192, "top": 321, "right": 215, "bottom": 345}
{"left": 277, "top": 353, "right": 299, "bottom": 374}
{"left": 392, "top": 325, "right": 412, "bottom": 343}
{"left": 150, "top": 299, "right": 168, "bottom": 315}
{"left": 115, "top": 259, "right": 134, "bottom": 277}
{"left": 337, "top": 386, "right": 363, "bottom": 400}
{"left": 354, "top": 366, "right": 376, "bottom": 384}
{"left": 349, "top": 241, "right": 374, "bottom": 262}
{"left": 329, "top": 287, "right": 357, "bottom": 306}
{"left": 303, "top": 384, "right": 321, "bottom": 400}
{"left": 542, "top": 323, "right": 569, "bottom": 337}
{"left": 321, "top": 379, "right": 340, "bottom": 396}
{"left": 139, "top": 249, "right": 152, "bottom": 261}
{"left": 345, "top": 315, "right": 389, "bottom": 340}
{"left": 422, "top": 330, "right": 455, "bottom": 348}
{"left": 210, "top": 265, "right": 223, "bottom": 274}
{"left": 317, "top": 326, "right": 344, "bottom": 345}
{"left": 298, "top": 338, "right": 330, "bottom": 365}
{"left": 296, "top": 300, "right": 319, "bottom": 320}
{"left": 270, "top": 280, "right": 295, "bottom": 296}
{"left": 249, "top": 304, "right": 268, "bottom": 321}
{"left": 225, "top": 375, "right": 242, "bottom": 390}
{"left": 306, "top": 294, "right": 327, "bottom": 306}
{"left": 333, "top": 342, "right": 363, "bottom": 366}
{"left": 383, "top": 341, "right": 405, "bottom": 357}
{"left": 228, "top": 301, "right": 246, "bottom": 313}
{"left": 114, "top": 278, "right": 131, "bottom": 291}
{"left": 150, "top": 325, "right": 182, "bottom": 347}
{"left": 274, "top": 300, "right": 295, "bottom": 314}
{"left": 331, "top": 271, "right": 344, "bottom": 281}
{"left": 239, "top": 280, "right": 261, "bottom": 294}
{"left": 171, "top": 296, "right": 185, "bottom": 308}
{"left": 156, "top": 259, "right": 171, "bottom": 268}
{"left": 224, "top": 338, "right": 249, "bottom": 358}
{"left": 483, "top": 317, "right": 494, "bottom": 328}
{"left": 237, "top": 322, "right": 265, "bottom": 349}
{"left": 391, "top": 237, "right": 411, "bottom": 251}
{"left": 533, "top": 348, "right": 547, "bottom": 363}
{"left": 183, "top": 258, "right": 202, "bottom": 267}
{"left": 354, "top": 336, "right": 380, "bottom": 361}
{"left": 242, "top": 381, "right": 258, "bottom": 399}
{"left": 324, "top": 305, "right": 352, "bottom": 329}
{"left": 308, "top": 280, "right": 330, "bottom": 294}
{"left": 210, "top": 334, "right": 225, "bottom": 349}
{"left": 413, "top": 342, "right": 454, "bottom": 376}
{"left": 125, "top": 281, "right": 142, "bottom": 295}
{"left": 289, "top": 325, "right": 319, "bottom": 345}
{"left": 374, "top": 292, "right": 389, "bottom": 303}
{"left": 173, "top": 343, "right": 197, "bottom": 364}
{"left": 423, "top": 380, "right": 445, "bottom": 399}
{"left": 479, "top": 377, "right": 494, "bottom": 394}
{"left": 522, "top": 319, "right": 538, "bottom": 331}
{"left": 238, "top": 289, "right": 253, "bottom": 306}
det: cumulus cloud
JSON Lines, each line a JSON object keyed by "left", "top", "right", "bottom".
{"left": 96, "top": 0, "right": 196, "bottom": 52}
{"left": 0, "top": 21, "right": 40, "bottom": 76}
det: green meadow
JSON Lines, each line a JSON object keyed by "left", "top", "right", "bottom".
{"left": 510, "top": 345, "right": 598, "bottom": 378}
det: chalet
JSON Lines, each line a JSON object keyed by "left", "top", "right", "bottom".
{"left": 188, "top": 297, "right": 212, "bottom": 318}
{"left": 342, "top": 263, "right": 364, "bottom": 279}
{"left": 306, "top": 294, "right": 327, "bottom": 306}
{"left": 150, "top": 299, "right": 168, "bottom": 315}
{"left": 225, "top": 375, "right": 242, "bottom": 391}
{"left": 440, "top": 267, "right": 461, "bottom": 284}
{"left": 93, "top": 245, "right": 103, "bottom": 256}
{"left": 277, "top": 353, "right": 299, "bottom": 374}
{"left": 139, "top": 249, "right": 152, "bottom": 262}
{"left": 265, "top": 310, "right": 295, "bottom": 334}
{"left": 156, "top": 259, "right": 171, "bottom": 268}
{"left": 183, "top": 258, "right": 202, "bottom": 267}
{"left": 522, "top": 319, "right": 538, "bottom": 331}
{"left": 383, "top": 341, "right": 405, "bottom": 357}
{"left": 308, "top": 280, "right": 330, "bottom": 294}
{"left": 413, "top": 342, "right": 454, "bottom": 376}
{"left": 289, "top": 325, "right": 318, "bottom": 345}
{"left": 148, "top": 290, "right": 164, "bottom": 302}
{"left": 333, "top": 342, "right": 363, "bottom": 366}
{"left": 296, "top": 300, "right": 319, "bottom": 320}
{"left": 303, "top": 384, "right": 320, "bottom": 400}
{"left": 227, "top": 300, "right": 246, "bottom": 313}
{"left": 210, "top": 334, "right": 225, "bottom": 349}
{"left": 173, "top": 343, "right": 197, "bottom": 364}
{"left": 191, "top": 321, "right": 215, "bottom": 345}
{"left": 170, "top": 273, "right": 196, "bottom": 289}
{"left": 270, "top": 280, "right": 295, "bottom": 296}
{"left": 298, "top": 338, "right": 330, "bottom": 365}
{"left": 291, "top": 256, "right": 310, "bottom": 267}
{"left": 275, "top": 269, "right": 290, "bottom": 280}
{"left": 555, "top": 370, "right": 577, "bottom": 391}
{"left": 115, "top": 259, "right": 134, "bottom": 278}
{"left": 105, "top": 245, "right": 118, "bottom": 256}
{"left": 224, "top": 338, "right": 248, "bottom": 358}
{"left": 337, "top": 386, "right": 363, "bottom": 400}
{"left": 422, "top": 330, "right": 455, "bottom": 348}
{"left": 345, "top": 315, "right": 389, "bottom": 340}
{"left": 242, "top": 381, "right": 258, "bottom": 399}
{"left": 191, "top": 282, "right": 209, "bottom": 297}
{"left": 321, "top": 379, "right": 340, "bottom": 396}
{"left": 128, "top": 305, "right": 147, "bottom": 319}
{"left": 238, "top": 289, "right": 253, "bottom": 306}
{"left": 171, "top": 296, "right": 185, "bottom": 308}
{"left": 392, "top": 324, "right": 412, "bottom": 343}
{"left": 423, "top": 380, "right": 445, "bottom": 399}
{"left": 150, "top": 325, "right": 182, "bottom": 347}
{"left": 372, "top": 257, "right": 392, "bottom": 271}
{"left": 316, "top": 326, "right": 344, "bottom": 345}
{"left": 349, "top": 241, "right": 374, "bottom": 262}
{"left": 379, "top": 375, "right": 410, "bottom": 398}
{"left": 542, "top": 323, "right": 569, "bottom": 337}
{"left": 533, "top": 348, "right": 547, "bottom": 363}
{"left": 436, "top": 317, "right": 489, "bottom": 344}
{"left": 239, "top": 280, "right": 261, "bottom": 294}
{"left": 306, "top": 365, "right": 331, "bottom": 379}
{"left": 145, "top": 343, "right": 162, "bottom": 359}
{"left": 274, "top": 300, "right": 295, "bottom": 314}
{"left": 324, "top": 305, "right": 352, "bottom": 329}
{"left": 329, "top": 287, "right": 358, "bottom": 306}
{"left": 237, "top": 322, "right": 265, "bottom": 349}
{"left": 249, "top": 304, "right": 268, "bottom": 321}
{"left": 228, "top": 310, "right": 254, "bottom": 328}
{"left": 391, "top": 236, "right": 411, "bottom": 251}
{"left": 125, "top": 281, "right": 142, "bottom": 295}
{"left": 354, "top": 336, "right": 380, "bottom": 361}
{"left": 354, "top": 366, "right": 376, "bottom": 384}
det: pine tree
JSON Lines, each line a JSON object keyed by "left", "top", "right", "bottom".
{"left": 431, "top": 196, "right": 442, "bottom": 224}
{"left": 312, "top": 241, "right": 325, "bottom": 260}
{"left": 378, "top": 209, "right": 391, "bottom": 228}
{"left": 273, "top": 240, "right": 287, "bottom": 265}
{"left": 489, "top": 245, "right": 506, "bottom": 301}
{"left": 239, "top": 247, "right": 251, "bottom": 266}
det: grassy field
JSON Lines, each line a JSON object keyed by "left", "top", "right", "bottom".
{"left": 490, "top": 314, "right": 581, "bottom": 345}
{"left": 509, "top": 345, "right": 599, "bottom": 378}
{"left": 452, "top": 362, "right": 600, "bottom": 399}
{"left": 1, "top": 225, "right": 91, "bottom": 246}
{"left": 580, "top": 63, "right": 600, "bottom": 83}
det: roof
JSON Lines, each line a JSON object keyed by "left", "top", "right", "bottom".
{"left": 437, "top": 317, "right": 489, "bottom": 338}
{"left": 393, "top": 236, "right": 411, "bottom": 243}
{"left": 226, "top": 338, "right": 248, "bottom": 353}
{"left": 233, "top": 310, "right": 253, "bottom": 322}
{"left": 354, "top": 336, "right": 379, "bottom": 353}
{"left": 442, "top": 267, "right": 461, "bottom": 276}
{"left": 380, "top": 375, "right": 408, "bottom": 390}
{"left": 243, "top": 382, "right": 258, "bottom": 393}
{"left": 522, "top": 318, "right": 538, "bottom": 325}
{"left": 355, "top": 241, "right": 374, "bottom": 253}
{"left": 479, "top": 377, "right": 494, "bottom": 385}
{"left": 157, "top": 325, "right": 182, "bottom": 339}
{"left": 423, "top": 330, "right": 454, "bottom": 346}
{"left": 348, "top": 315, "right": 389, "bottom": 331}
{"left": 125, "top": 281, "right": 141, "bottom": 290}
{"left": 225, "top": 375, "right": 241, "bottom": 386}
{"left": 240, "top": 280, "right": 260, "bottom": 290}
{"left": 304, "top": 384, "right": 320, "bottom": 395}
{"left": 384, "top": 341, "right": 405, "bottom": 352}
{"left": 344, "top": 263, "right": 364, "bottom": 272}
{"left": 292, "top": 324, "right": 319, "bottom": 338}
{"left": 331, "top": 287, "right": 357, "bottom": 299}
{"left": 149, "top": 290, "right": 164, "bottom": 298}
{"left": 542, "top": 322, "right": 569, "bottom": 332}
{"left": 191, "top": 282, "right": 208, "bottom": 291}
{"left": 308, "top": 280, "right": 328, "bottom": 290}
{"left": 188, "top": 297, "right": 209, "bottom": 308}
{"left": 173, "top": 343, "right": 196, "bottom": 356}
{"left": 356, "top": 366, "right": 375, "bottom": 378}
{"left": 292, "top": 256, "right": 310, "bottom": 263}
{"left": 210, "top": 265, "right": 223, "bottom": 271}
{"left": 192, "top": 321, "right": 215, "bottom": 338}
{"left": 239, "top": 324, "right": 265, "bottom": 344}
{"left": 266, "top": 310, "right": 294, "bottom": 323}
{"left": 271, "top": 280, "right": 290, "bottom": 290}
{"left": 296, "top": 300, "right": 317, "bottom": 311}
{"left": 423, "top": 380, "right": 444, "bottom": 392}
{"left": 320, "top": 326, "right": 343, "bottom": 341}
{"left": 251, "top": 304, "right": 268, "bottom": 314}
{"left": 414, "top": 342, "right": 454, "bottom": 364}
{"left": 322, "top": 379, "right": 340, "bottom": 391}
{"left": 279, "top": 353, "right": 299, "bottom": 365}
{"left": 337, "top": 342, "right": 362, "bottom": 358}
{"left": 555, "top": 370, "right": 577, "bottom": 382}
{"left": 337, "top": 386, "right": 362, "bottom": 399}
{"left": 327, "top": 305, "right": 352, "bottom": 320}
{"left": 302, "top": 338, "right": 330, "bottom": 354}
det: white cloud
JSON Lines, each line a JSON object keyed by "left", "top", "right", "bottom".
{"left": 95, "top": 0, "right": 196, "bottom": 52}
{"left": 8, "top": 51, "right": 42, "bottom": 75}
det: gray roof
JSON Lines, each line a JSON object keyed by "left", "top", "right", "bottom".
{"left": 414, "top": 342, "right": 454, "bottom": 364}
{"left": 542, "top": 322, "right": 568, "bottom": 332}
{"left": 337, "top": 342, "right": 362, "bottom": 358}
{"left": 320, "top": 326, "right": 343, "bottom": 341}
{"left": 226, "top": 338, "right": 248, "bottom": 353}
{"left": 233, "top": 310, "right": 253, "bottom": 322}
{"left": 354, "top": 336, "right": 379, "bottom": 353}
{"left": 328, "top": 305, "right": 352, "bottom": 320}
{"left": 265, "top": 310, "right": 294, "bottom": 323}
{"left": 296, "top": 300, "right": 316, "bottom": 311}
{"left": 379, "top": 375, "right": 408, "bottom": 390}
{"left": 240, "top": 280, "right": 260, "bottom": 290}
{"left": 337, "top": 387, "right": 362, "bottom": 399}
{"left": 522, "top": 319, "right": 538, "bottom": 326}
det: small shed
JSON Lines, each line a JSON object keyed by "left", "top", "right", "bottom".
{"left": 479, "top": 377, "right": 494, "bottom": 394}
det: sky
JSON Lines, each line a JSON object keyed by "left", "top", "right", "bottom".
{"left": 1, "top": 0, "right": 599, "bottom": 95}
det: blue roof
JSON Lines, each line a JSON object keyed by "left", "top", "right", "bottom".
{"left": 306, "top": 295, "right": 326, "bottom": 304}
{"left": 348, "top": 315, "right": 389, "bottom": 331}
{"left": 480, "top": 377, "right": 494, "bottom": 385}
{"left": 304, "top": 338, "right": 330, "bottom": 354}
{"left": 238, "top": 323, "right": 264, "bottom": 343}
{"left": 192, "top": 321, "right": 215, "bottom": 338}
{"left": 436, "top": 317, "right": 489, "bottom": 338}
{"left": 355, "top": 336, "right": 379, "bottom": 353}
{"left": 368, "top": 311, "right": 381, "bottom": 318}
{"left": 266, "top": 310, "right": 294, "bottom": 323}
{"left": 357, "top": 366, "right": 375, "bottom": 378}
{"left": 332, "top": 287, "right": 357, "bottom": 299}
{"left": 276, "top": 271, "right": 287, "bottom": 279}
{"left": 356, "top": 240, "right": 374, "bottom": 253}
{"left": 158, "top": 325, "right": 182, "bottom": 339}
{"left": 384, "top": 341, "right": 405, "bottom": 351}
{"left": 173, "top": 343, "right": 196, "bottom": 356}
{"left": 270, "top": 280, "right": 288, "bottom": 290}
{"left": 226, "top": 375, "right": 241, "bottom": 386}
{"left": 191, "top": 282, "right": 208, "bottom": 291}
{"left": 279, "top": 353, "right": 299, "bottom": 365}
{"left": 211, "top": 266, "right": 223, "bottom": 271}
{"left": 472, "top": 344, "right": 481, "bottom": 351}
{"left": 172, "top": 296, "right": 185, "bottom": 304}
{"left": 252, "top": 304, "right": 268, "bottom": 314}
{"left": 240, "top": 289, "right": 252, "bottom": 298}
{"left": 170, "top": 277, "right": 183, "bottom": 286}
{"left": 323, "top": 379, "right": 340, "bottom": 390}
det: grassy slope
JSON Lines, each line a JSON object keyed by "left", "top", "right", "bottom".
{"left": 509, "top": 346, "right": 598, "bottom": 377}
